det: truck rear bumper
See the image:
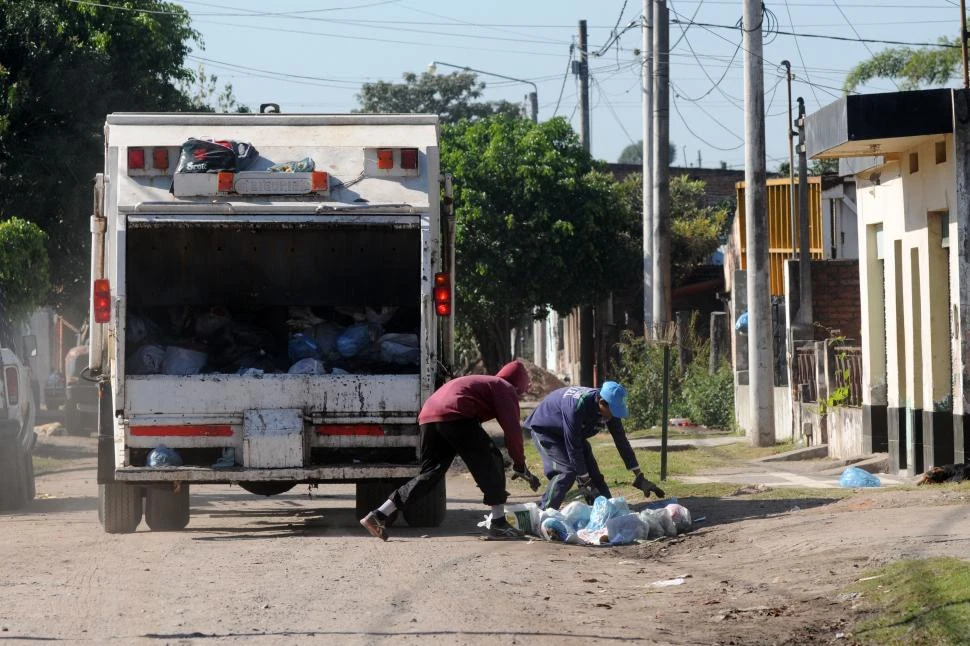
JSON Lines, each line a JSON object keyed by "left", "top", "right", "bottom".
{"left": 113, "top": 464, "right": 419, "bottom": 484}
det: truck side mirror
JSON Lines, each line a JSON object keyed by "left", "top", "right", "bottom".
{"left": 22, "top": 334, "right": 37, "bottom": 358}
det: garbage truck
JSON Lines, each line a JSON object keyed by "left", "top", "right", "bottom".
{"left": 90, "top": 112, "right": 455, "bottom": 533}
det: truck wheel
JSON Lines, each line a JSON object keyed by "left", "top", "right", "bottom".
{"left": 0, "top": 446, "right": 27, "bottom": 511}
{"left": 355, "top": 478, "right": 408, "bottom": 521}
{"left": 402, "top": 477, "right": 447, "bottom": 528}
{"left": 99, "top": 483, "right": 143, "bottom": 533}
{"left": 145, "top": 484, "right": 190, "bottom": 531}
{"left": 239, "top": 482, "right": 296, "bottom": 497}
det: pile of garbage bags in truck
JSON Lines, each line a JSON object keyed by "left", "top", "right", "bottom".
{"left": 126, "top": 305, "right": 420, "bottom": 376}
{"left": 481, "top": 496, "right": 692, "bottom": 546}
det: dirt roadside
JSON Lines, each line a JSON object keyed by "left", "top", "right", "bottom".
{"left": 1, "top": 433, "right": 967, "bottom": 645}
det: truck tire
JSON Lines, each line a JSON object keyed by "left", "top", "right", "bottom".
{"left": 22, "top": 451, "right": 35, "bottom": 501}
{"left": 0, "top": 445, "right": 27, "bottom": 511}
{"left": 144, "top": 484, "right": 190, "bottom": 531}
{"left": 239, "top": 482, "right": 296, "bottom": 497}
{"left": 402, "top": 477, "right": 447, "bottom": 528}
{"left": 99, "top": 483, "right": 143, "bottom": 533}
{"left": 355, "top": 478, "right": 408, "bottom": 521}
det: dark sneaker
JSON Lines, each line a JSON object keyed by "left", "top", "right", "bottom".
{"left": 360, "top": 511, "right": 389, "bottom": 541}
{"left": 487, "top": 519, "right": 526, "bottom": 540}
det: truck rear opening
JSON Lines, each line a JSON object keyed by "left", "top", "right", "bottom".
{"left": 92, "top": 113, "right": 453, "bottom": 534}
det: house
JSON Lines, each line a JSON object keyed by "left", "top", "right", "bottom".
{"left": 805, "top": 88, "right": 964, "bottom": 475}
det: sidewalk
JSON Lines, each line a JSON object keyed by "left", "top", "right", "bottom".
{"left": 627, "top": 434, "right": 910, "bottom": 489}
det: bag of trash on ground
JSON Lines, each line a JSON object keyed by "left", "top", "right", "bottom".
{"left": 839, "top": 465, "right": 880, "bottom": 488}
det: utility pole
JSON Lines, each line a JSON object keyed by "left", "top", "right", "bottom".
{"left": 642, "top": 0, "right": 654, "bottom": 332}
{"left": 577, "top": 19, "right": 595, "bottom": 386}
{"left": 652, "top": 0, "right": 671, "bottom": 328}
{"left": 782, "top": 60, "right": 797, "bottom": 257}
{"left": 796, "top": 97, "right": 812, "bottom": 324}
{"left": 962, "top": 0, "right": 969, "bottom": 89}
{"left": 743, "top": 0, "right": 775, "bottom": 447}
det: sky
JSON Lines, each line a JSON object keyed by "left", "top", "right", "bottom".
{"left": 172, "top": 0, "right": 963, "bottom": 172}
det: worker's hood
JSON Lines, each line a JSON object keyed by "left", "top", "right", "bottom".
{"left": 496, "top": 360, "right": 530, "bottom": 396}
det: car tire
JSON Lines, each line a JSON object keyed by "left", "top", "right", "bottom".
{"left": 63, "top": 403, "right": 85, "bottom": 437}
{"left": 355, "top": 478, "right": 408, "bottom": 521}
{"left": 0, "top": 444, "right": 27, "bottom": 511}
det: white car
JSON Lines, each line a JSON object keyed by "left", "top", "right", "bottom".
{"left": 0, "top": 343, "right": 37, "bottom": 510}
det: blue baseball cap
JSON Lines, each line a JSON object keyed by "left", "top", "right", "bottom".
{"left": 599, "top": 381, "right": 628, "bottom": 419}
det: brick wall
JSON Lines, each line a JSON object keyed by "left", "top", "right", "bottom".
{"left": 810, "top": 259, "right": 861, "bottom": 343}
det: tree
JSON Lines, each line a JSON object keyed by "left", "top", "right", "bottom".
{"left": 843, "top": 36, "right": 962, "bottom": 93}
{"left": 617, "top": 173, "right": 729, "bottom": 288}
{"left": 0, "top": 1, "right": 200, "bottom": 319}
{"left": 179, "top": 63, "right": 248, "bottom": 113}
{"left": 442, "top": 116, "right": 640, "bottom": 372}
{"left": 356, "top": 71, "right": 523, "bottom": 124}
{"left": 0, "top": 217, "right": 50, "bottom": 324}
{"left": 617, "top": 140, "right": 677, "bottom": 165}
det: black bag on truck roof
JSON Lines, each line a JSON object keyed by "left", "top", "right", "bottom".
{"left": 175, "top": 137, "right": 258, "bottom": 173}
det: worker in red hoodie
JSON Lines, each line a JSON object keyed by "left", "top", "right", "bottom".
{"left": 360, "top": 359, "right": 541, "bottom": 541}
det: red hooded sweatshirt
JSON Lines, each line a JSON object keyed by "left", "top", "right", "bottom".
{"left": 417, "top": 360, "right": 530, "bottom": 468}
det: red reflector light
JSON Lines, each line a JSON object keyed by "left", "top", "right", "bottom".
{"left": 127, "top": 148, "right": 145, "bottom": 170}
{"left": 315, "top": 424, "right": 384, "bottom": 436}
{"left": 311, "top": 171, "right": 329, "bottom": 192}
{"left": 377, "top": 148, "right": 394, "bottom": 170}
{"left": 433, "top": 272, "right": 451, "bottom": 316}
{"left": 400, "top": 148, "right": 418, "bottom": 170}
{"left": 4, "top": 366, "right": 19, "bottom": 406}
{"left": 217, "top": 171, "right": 234, "bottom": 192}
{"left": 93, "top": 279, "right": 111, "bottom": 323}
{"left": 130, "top": 425, "right": 234, "bottom": 437}
{"left": 153, "top": 147, "right": 170, "bottom": 170}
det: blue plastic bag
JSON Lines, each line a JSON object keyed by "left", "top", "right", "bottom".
{"left": 839, "top": 465, "right": 880, "bottom": 488}
{"left": 148, "top": 445, "right": 183, "bottom": 467}
{"left": 735, "top": 311, "right": 748, "bottom": 333}
{"left": 288, "top": 332, "right": 321, "bottom": 363}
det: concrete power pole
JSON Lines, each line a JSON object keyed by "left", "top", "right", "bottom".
{"left": 577, "top": 20, "right": 595, "bottom": 386}
{"left": 642, "top": 0, "right": 654, "bottom": 332}
{"left": 742, "top": 0, "right": 775, "bottom": 446}
{"left": 796, "top": 97, "right": 813, "bottom": 324}
{"left": 652, "top": 0, "right": 671, "bottom": 328}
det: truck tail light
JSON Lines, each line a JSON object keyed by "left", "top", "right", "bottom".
{"left": 127, "top": 147, "right": 145, "bottom": 170}
{"left": 93, "top": 279, "right": 111, "bottom": 323}
{"left": 400, "top": 148, "right": 418, "bottom": 170}
{"left": 4, "top": 367, "right": 18, "bottom": 406}
{"left": 377, "top": 148, "right": 394, "bottom": 170}
{"left": 152, "top": 147, "right": 170, "bottom": 170}
{"left": 433, "top": 272, "right": 451, "bottom": 316}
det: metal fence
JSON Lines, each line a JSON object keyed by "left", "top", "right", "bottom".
{"left": 795, "top": 346, "right": 817, "bottom": 402}
{"left": 794, "top": 343, "right": 863, "bottom": 407}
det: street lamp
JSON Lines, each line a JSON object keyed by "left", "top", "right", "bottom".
{"left": 427, "top": 61, "right": 538, "bottom": 123}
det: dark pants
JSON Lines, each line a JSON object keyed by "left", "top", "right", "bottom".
{"left": 532, "top": 432, "right": 612, "bottom": 509}
{"left": 390, "top": 418, "right": 509, "bottom": 510}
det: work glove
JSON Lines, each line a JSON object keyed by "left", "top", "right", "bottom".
{"left": 633, "top": 473, "right": 666, "bottom": 499}
{"left": 511, "top": 464, "right": 541, "bottom": 492}
{"left": 576, "top": 474, "right": 602, "bottom": 505}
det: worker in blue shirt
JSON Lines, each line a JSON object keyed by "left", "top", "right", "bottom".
{"left": 523, "top": 381, "right": 665, "bottom": 509}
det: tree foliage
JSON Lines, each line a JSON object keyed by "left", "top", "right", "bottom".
{"left": 0, "top": 217, "right": 50, "bottom": 324}
{"left": 616, "top": 172, "right": 729, "bottom": 287}
{"left": 617, "top": 139, "right": 677, "bottom": 165}
{"left": 356, "top": 71, "right": 524, "bottom": 123}
{"left": 0, "top": 0, "right": 200, "bottom": 319}
{"left": 843, "top": 37, "right": 962, "bottom": 93}
{"left": 442, "top": 116, "right": 639, "bottom": 372}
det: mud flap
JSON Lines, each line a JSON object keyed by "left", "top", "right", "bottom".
{"left": 96, "top": 381, "right": 115, "bottom": 484}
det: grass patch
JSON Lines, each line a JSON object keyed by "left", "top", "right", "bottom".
{"left": 517, "top": 432, "right": 841, "bottom": 502}
{"left": 32, "top": 455, "right": 74, "bottom": 476}
{"left": 848, "top": 557, "right": 970, "bottom": 645}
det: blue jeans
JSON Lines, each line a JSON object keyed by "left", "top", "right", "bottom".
{"left": 531, "top": 432, "right": 611, "bottom": 509}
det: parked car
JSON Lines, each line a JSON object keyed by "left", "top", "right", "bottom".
{"left": 62, "top": 345, "right": 97, "bottom": 437}
{"left": 0, "top": 342, "right": 37, "bottom": 510}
